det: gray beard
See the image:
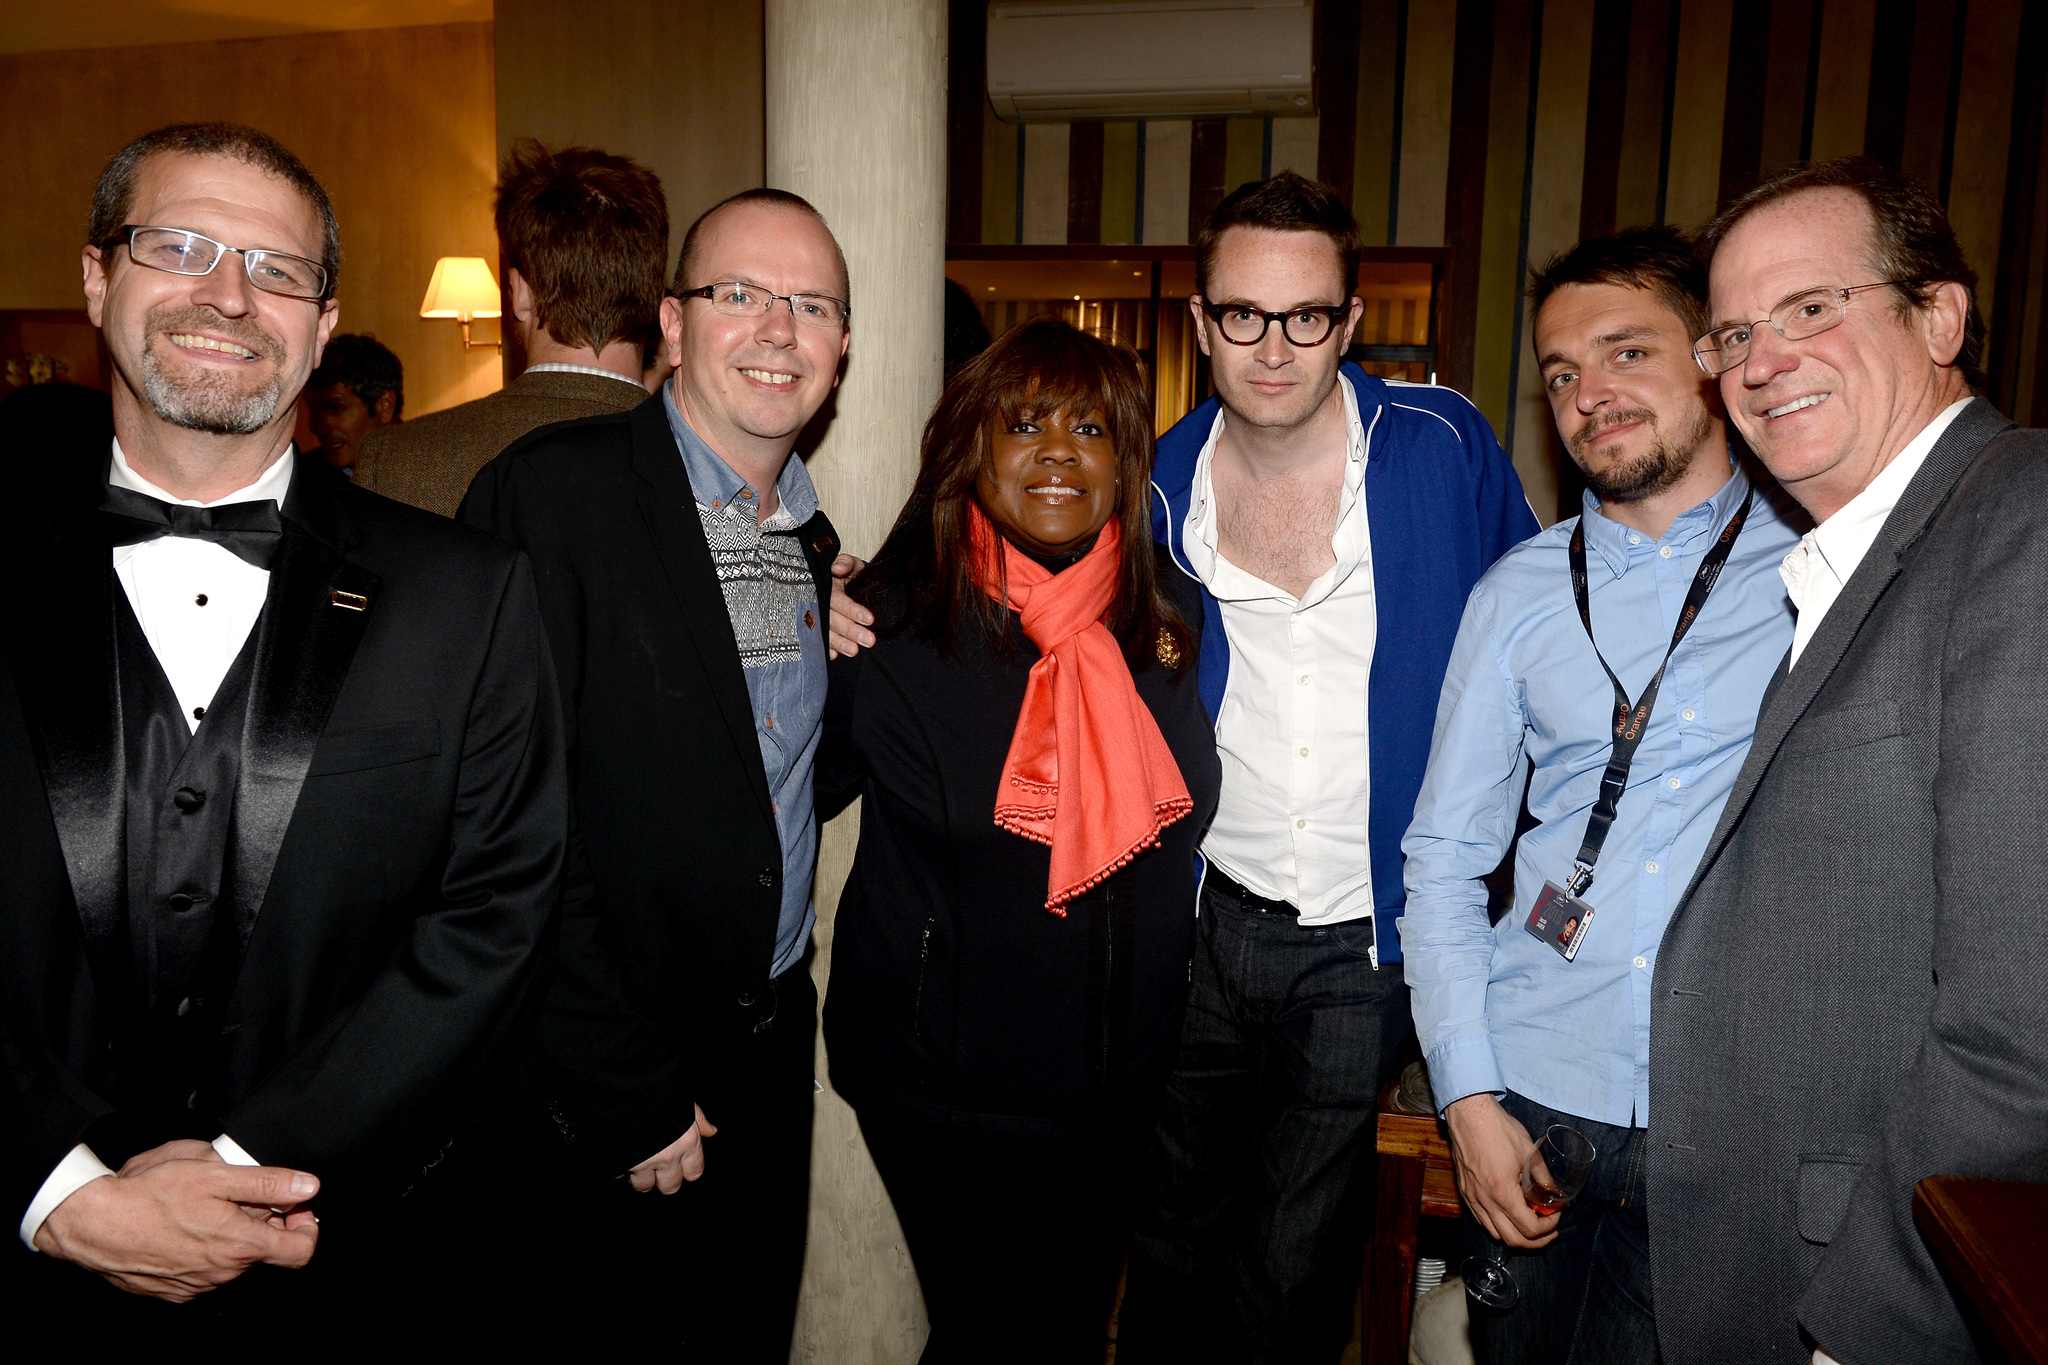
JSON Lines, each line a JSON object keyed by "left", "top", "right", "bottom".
{"left": 1575, "top": 403, "right": 1716, "bottom": 504}
{"left": 139, "top": 334, "right": 286, "bottom": 436}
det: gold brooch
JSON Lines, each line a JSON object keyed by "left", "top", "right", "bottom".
{"left": 1156, "top": 628, "right": 1181, "bottom": 669}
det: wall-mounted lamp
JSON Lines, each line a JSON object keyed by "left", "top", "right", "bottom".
{"left": 420, "top": 256, "right": 502, "bottom": 350}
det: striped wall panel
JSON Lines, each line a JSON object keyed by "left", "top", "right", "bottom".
{"left": 950, "top": 0, "right": 2048, "bottom": 524}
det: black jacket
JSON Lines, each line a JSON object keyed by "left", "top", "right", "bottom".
{"left": 460, "top": 397, "right": 839, "bottom": 1177}
{"left": 0, "top": 448, "right": 567, "bottom": 1231}
{"left": 819, "top": 553, "right": 1219, "bottom": 1136}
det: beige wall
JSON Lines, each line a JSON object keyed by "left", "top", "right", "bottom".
{"left": 764, "top": 0, "right": 948, "bottom": 1355}
{"left": 0, "top": 23, "right": 502, "bottom": 418}
{"left": 493, "top": 0, "right": 766, "bottom": 276}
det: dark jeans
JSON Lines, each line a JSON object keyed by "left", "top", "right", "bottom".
{"left": 1119, "top": 889, "right": 1413, "bottom": 1365}
{"left": 1463, "top": 1091, "right": 1660, "bottom": 1365}
{"left": 857, "top": 1099, "right": 1148, "bottom": 1365}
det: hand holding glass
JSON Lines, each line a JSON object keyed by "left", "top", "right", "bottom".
{"left": 1463, "top": 1124, "right": 1598, "bottom": 1311}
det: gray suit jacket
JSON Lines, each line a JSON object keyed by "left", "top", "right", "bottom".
{"left": 1650, "top": 398, "right": 2048, "bottom": 1364}
{"left": 355, "top": 369, "right": 650, "bottom": 517}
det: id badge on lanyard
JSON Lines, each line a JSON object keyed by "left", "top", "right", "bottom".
{"left": 1527, "top": 880, "right": 1596, "bottom": 961}
{"left": 1523, "top": 490, "right": 1752, "bottom": 961}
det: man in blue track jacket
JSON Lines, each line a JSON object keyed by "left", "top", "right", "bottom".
{"left": 1116, "top": 173, "right": 1537, "bottom": 1364}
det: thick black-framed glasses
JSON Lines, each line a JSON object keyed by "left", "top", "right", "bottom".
{"left": 675, "top": 280, "right": 849, "bottom": 329}
{"left": 1199, "top": 298, "right": 1352, "bottom": 347}
{"left": 102, "top": 225, "right": 330, "bottom": 301}
{"left": 1692, "top": 279, "right": 1923, "bottom": 376}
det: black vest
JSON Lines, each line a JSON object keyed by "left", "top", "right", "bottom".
{"left": 112, "top": 591, "right": 256, "bottom": 1136}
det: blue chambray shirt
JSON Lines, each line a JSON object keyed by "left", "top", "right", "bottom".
{"left": 1399, "top": 462, "right": 1800, "bottom": 1127}
{"left": 663, "top": 388, "right": 823, "bottom": 978}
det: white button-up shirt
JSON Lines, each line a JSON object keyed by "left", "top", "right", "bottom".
{"left": 1183, "top": 380, "right": 1378, "bottom": 928}
{"left": 1780, "top": 398, "right": 1971, "bottom": 667}
{"left": 17, "top": 442, "right": 287, "bottom": 1250}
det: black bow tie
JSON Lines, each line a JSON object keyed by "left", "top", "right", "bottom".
{"left": 99, "top": 484, "right": 285, "bottom": 570}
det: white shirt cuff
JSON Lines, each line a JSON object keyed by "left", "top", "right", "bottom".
{"left": 212, "top": 1134, "right": 258, "bottom": 1166}
{"left": 18, "top": 1143, "right": 114, "bottom": 1250}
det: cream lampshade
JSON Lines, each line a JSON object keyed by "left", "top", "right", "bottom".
{"left": 420, "top": 256, "right": 502, "bottom": 349}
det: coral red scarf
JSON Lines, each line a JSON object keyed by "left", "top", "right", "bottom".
{"left": 971, "top": 506, "right": 1194, "bottom": 914}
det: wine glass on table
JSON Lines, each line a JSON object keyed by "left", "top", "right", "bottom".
{"left": 1462, "top": 1123, "right": 1599, "bottom": 1311}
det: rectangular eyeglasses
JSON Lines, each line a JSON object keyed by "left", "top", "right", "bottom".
{"left": 104, "top": 225, "right": 330, "bottom": 302}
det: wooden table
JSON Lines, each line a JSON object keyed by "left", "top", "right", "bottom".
{"left": 1914, "top": 1176, "right": 2048, "bottom": 1364}
{"left": 1361, "top": 1083, "right": 1462, "bottom": 1365}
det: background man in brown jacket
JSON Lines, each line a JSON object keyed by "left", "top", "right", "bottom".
{"left": 354, "top": 139, "right": 664, "bottom": 515}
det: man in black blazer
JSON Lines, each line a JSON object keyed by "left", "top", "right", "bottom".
{"left": 1652, "top": 158, "right": 2048, "bottom": 1364}
{"left": 461, "top": 187, "right": 846, "bottom": 1358}
{"left": 1, "top": 124, "right": 565, "bottom": 1336}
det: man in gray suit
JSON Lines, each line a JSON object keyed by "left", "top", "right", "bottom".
{"left": 1652, "top": 156, "right": 2048, "bottom": 1364}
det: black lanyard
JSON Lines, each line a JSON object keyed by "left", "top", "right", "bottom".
{"left": 1563, "top": 489, "right": 1752, "bottom": 896}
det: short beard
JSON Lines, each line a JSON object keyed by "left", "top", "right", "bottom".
{"left": 1572, "top": 403, "right": 1715, "bottom": 504}
{"left": 138, "top": 307, "right": 287, "bottom": 436}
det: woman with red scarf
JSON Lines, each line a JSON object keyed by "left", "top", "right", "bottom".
{"left": 820, "top": 317, "right": 1220, "bottom": 1363}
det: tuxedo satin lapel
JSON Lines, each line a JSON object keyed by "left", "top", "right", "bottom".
{"left": 628, "top": 401, "right": 774, "bottom": 823}
{"left": 1673, "top": 399, "right": 2010, "bottom": 920}
{"left": 229, "top": 518, "right": 379, "bottom": 953}
{"left": 14, "top": 541, "right": 129, "bottom": 994}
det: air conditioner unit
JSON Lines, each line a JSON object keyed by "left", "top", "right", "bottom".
{"left": 986, "top": 0, "right": 1316, "bottom": 123}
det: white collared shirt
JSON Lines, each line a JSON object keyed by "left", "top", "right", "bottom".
{"left": 1780, "top": 398, "right": 1972, "bottom": 667}
{"left": 1183, "top": 380, "right": 1379, "bottom": 929}
{"left": 17, "top": 443, "right": 286, "bottom": 1250}
{"left": 109, "top": 439, "right": 293, "bottom": 731}
{"left": 522, "top": 361, "right": 649, "bottom": 390}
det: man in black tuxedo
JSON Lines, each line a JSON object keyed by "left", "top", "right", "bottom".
{"left": 461, "top": 187, "right": 846, "bottom": 1358}
{"left": 1, "top": 123, "right": 565, "bottom": 1336}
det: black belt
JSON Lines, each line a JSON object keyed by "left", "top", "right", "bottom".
{"left": 1205, "top": 866, "right": 1301, "bottom": 917}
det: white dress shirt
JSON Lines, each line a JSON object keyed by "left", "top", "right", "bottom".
{"left": 110, "top": 439, "right": 292, "bottom": 730}
{"left": 17, "top": 442, "right": 289, "bottom": 1250}
{"left": 523, "top": 360, "right": 649, "bottom": 390}
{"left": 1182, "top": 380, "right": 1379, "bottom": 931}
{"left": 1780, "top": 398, "right": 1972, "bottom": 667}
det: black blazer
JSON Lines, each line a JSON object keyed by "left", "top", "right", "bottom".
{"left": 460, "top": 396, "right": 840, "bottom": 1177}
{"left": 0, "top": 448, "right": 567, "bottom": 1231}
{"left": 817, "top": 556, "right": 1220, "bottom": 1137}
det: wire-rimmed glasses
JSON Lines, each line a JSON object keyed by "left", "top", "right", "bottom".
{"left": 674, "top": 281, "right": 849, "bottom": 329}
{"left": 104, "top": 225, "right": 330, "bottom": 301}
{"left": 1691, "top": 279, "right": 1923, "bottom": 376}
{"left": 1197, "top": 298, "right": 1353, "bottom": 347}
{"left": 1463, "top": 1123, "right": 1598, "bottom": 1312}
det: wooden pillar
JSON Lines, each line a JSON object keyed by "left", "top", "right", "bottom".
{"left": 766, "top": 1, "right": 946, "bottom": 1359}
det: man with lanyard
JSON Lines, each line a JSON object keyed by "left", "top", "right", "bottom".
{"left": 1401, "top": 228, "right": 1802, "bottom": 1363}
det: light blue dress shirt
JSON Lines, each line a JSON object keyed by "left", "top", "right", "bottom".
{"left": 663, "top": 390, "right": 824, "bottom": 979}
{"left": 1399, "top": 463, "right": 1800, "bottom": 1127}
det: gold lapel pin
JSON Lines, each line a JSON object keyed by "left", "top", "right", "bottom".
{"left": 1155, "top": 628, "right": 1181, "bottom": 669}
{"left": 330, "top": 590, "right": 370, "bottom": 612}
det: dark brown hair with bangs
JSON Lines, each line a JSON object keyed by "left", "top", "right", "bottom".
{"left": 852, "top": 315, "right": 1192, "bottom": 672}
{"left": 1527, "top": 225, "right": 1709, "bottom": 345}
